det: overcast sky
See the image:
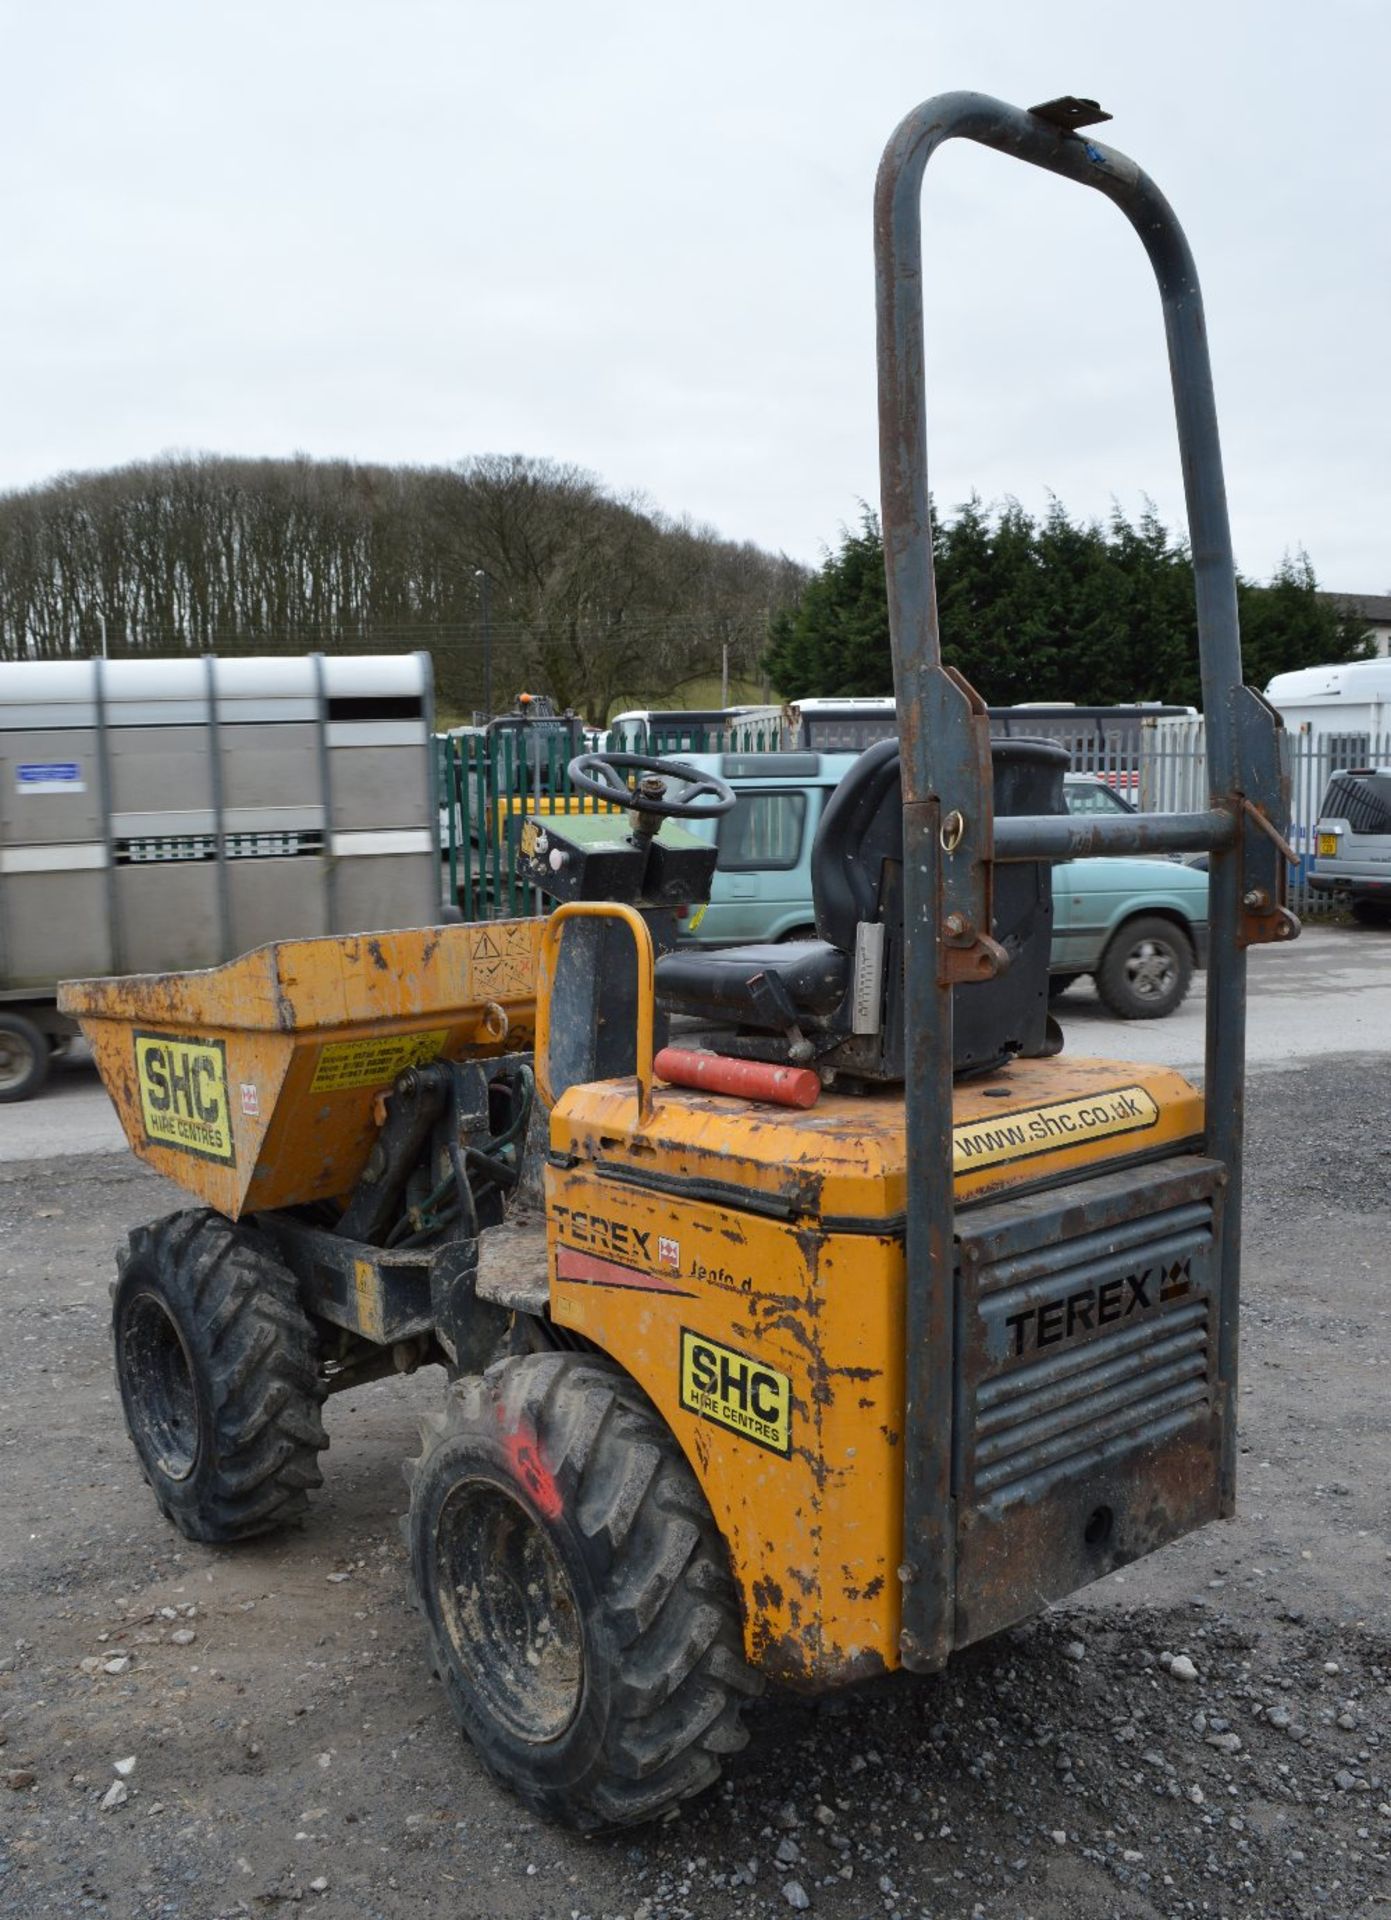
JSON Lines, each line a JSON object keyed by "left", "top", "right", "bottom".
{"left": 2, "top": 1, "right": 1387, "bottom": 590}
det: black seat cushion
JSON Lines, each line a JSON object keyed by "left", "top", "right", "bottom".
{"left": 655, "top": 941, "right": 850, "bottom": 1029}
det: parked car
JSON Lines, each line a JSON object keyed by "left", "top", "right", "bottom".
{"left": 676, "top": 752, "right": 1209, "bottom": 1019}
{"left": 1308, "top": 767, "right": 1391, "bottom": 925}
{"left": 1063, "top": 772, "right": 1135, "bottom": 816}
{"left": 1048, "top": 858, "right": 1208, "bottom": 1018}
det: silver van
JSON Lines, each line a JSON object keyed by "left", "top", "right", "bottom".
{"left": 1309, "top": 767, "right": 1391, "bottom": 925}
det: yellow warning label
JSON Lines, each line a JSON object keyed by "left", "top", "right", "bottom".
{"left": 310, "top": 1030, "right": 448, "bottom": 1092}
{"left": 134, "top": 1032, "right": 235, "bottom": 1165}
{"left": 518, "top": 818, "right": 541, "bottom": 860}
{"left": 953, "top": 1084, "right": 1160, "bottom": 1174}
{"left": 467, "top": 923, "right": 536, "bottom": 999}
{"left": 679, "top": 1330, "right": 791, "bottom": 1456}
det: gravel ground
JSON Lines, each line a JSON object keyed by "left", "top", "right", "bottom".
{"left": 1, "top": 1054, "right": 1389, "bottom": 1920}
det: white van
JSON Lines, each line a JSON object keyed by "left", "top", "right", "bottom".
{"left": 1265, "top": 660, "right": 1391, "bottom": 763}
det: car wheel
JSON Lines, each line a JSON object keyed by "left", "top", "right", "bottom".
{"left": 1095, "top": 916, "right": 1194, "bottom": 1020}
{"left": 0, "top": 1011, "right": 50, "bottom": 1103}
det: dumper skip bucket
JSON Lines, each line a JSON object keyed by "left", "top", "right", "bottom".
{"left": 60, "top": 921, "right": 541, "bottom": 1218}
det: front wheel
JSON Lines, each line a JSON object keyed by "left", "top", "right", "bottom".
{"left": 1095, "top": 915, "right": 1194, "bottom": 1020}
{"left": 406, "top": 1352, "right": 761, "bottom": 1831}
{"left": 113, "top": 1210, "right": 328, "bottom": 1541}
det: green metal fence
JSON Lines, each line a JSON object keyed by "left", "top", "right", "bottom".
{"left": 436, "top": 729, "right": 633, "bottom": 921}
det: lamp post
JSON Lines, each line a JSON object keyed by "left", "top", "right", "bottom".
{"left": 475, "top": 570, "right": 493, "bottom": 721}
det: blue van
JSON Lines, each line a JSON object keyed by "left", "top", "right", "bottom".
{"left": 674, "top": 752, "right": 1210, "bottom": 1019}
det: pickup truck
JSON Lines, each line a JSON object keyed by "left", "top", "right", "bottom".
{"left": 676, "top": 754, "right": 1209, "bottom": 1019}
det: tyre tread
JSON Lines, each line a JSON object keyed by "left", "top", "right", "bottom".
{"left": 114, "top": 1209, "right": 327, "bottom": 1543}
{"left": 410, "top": 1350, "right": 762, "bottom": 1830}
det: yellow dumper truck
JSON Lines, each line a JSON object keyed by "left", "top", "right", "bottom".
{"left": 63, "top": 91, "right": 1296, "bottom": 1830}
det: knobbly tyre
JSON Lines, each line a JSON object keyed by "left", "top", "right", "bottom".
{"left": 62, "top": 91, "right": 1299, "bottom": 1832}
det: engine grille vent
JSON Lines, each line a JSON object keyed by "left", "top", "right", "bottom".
{"left": 955, "top": 1161, "right": 1221, "bottom": 1513}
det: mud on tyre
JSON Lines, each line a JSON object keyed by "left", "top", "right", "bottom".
{"left": 113, "top": 1209, "right": 328, "bottom": 1542}
{"left": 406, "top": 1351, "right": 763, "bottom": 1831}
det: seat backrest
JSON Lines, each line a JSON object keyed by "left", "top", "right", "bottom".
{"left": 811, "top": 738, "right": 902, "bottom": 949}
{"left": 811, "top": 735, "right": 1070, "bottom": 942}
{"left": 809, "top": 734, "right": 1071, "bottom": 1073}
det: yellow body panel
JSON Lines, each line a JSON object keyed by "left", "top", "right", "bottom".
{"left": 552, "top": 1053, "right": 1204, "bottom": 1218}
{"left": 547, "top": 1053, "right": 1205, "bottom": 1685}
{"left": 60, "top": 920, "right": 542, "bottom": 1217}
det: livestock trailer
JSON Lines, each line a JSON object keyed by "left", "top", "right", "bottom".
{"left": 0, "top": 653, "right": 441, "bottom": 1099}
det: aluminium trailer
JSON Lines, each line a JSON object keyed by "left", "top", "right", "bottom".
{"left": 0, "top": 652, "right": 442, "bottom": 1100}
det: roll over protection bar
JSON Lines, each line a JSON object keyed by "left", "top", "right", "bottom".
{"left": 878, "top": 92, "right": 1296, "bottom": 1669}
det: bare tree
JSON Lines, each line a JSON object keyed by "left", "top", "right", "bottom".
{"left": 0, "top": 452, "right": 805, "bottom": 719}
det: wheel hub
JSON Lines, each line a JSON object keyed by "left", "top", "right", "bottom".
{"left": 0, "top": 1032, "right": 34, "bottom": 1091}
{"left": 120, "top": 1292, "right": 200, "bottom": 1480}
{"left": 435, "top": 1481, "right": 583, "bottom": 1743}
{"left": 1125, "top": 940, "right": 1176, "bottom": 999}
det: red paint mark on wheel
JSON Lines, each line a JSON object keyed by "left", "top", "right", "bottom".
{"left": 502, "top": 1425, "right": 562, "bottom": 1521}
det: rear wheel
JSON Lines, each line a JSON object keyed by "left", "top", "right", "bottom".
{"left": 406, "top": 1352, "right": 761, "bottom": 1831}
{"left": 1096, "top": 915, "right": 1194, "bottom": 1020}
{"left": 113, "top": 1210, "right": 328, "bottom": 1542}
{"left": 0, "top": 1011, "right": 49, "bottom": 1103}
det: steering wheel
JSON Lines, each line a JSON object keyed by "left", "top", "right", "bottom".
{"left": 567, "top": 752, "right": 737, "bottom": 820}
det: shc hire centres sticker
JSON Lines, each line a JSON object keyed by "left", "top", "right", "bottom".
{"left": 679, "top": 1330, "right": 791, "bottom": 1456}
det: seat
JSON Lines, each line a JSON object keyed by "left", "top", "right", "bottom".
{"left": 655, "top": 734, "right": 1069, "bottom": 1079}
{"left": 653, "top": 940, "right": 850, "bottom": 1030}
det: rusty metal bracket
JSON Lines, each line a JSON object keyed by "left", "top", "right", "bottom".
{"left": 932, "top": 667, "right": 1007, "bottom": 987}
{"left": 1229, "top": 686, "right": 1303, "bottom": 950}
{"left": 1028, "top": 96, "right": 1113, "bottom": 132}
{"left": 1239, "top": 795, "right": 1298, "bottom": 869}
{"left": 940, "top": 922, "right": 1010, "bottom": 985}
{"left": 1239, "top": 901, "right": 1301, "bottom": 948}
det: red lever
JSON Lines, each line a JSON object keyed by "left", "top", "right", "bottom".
{"left": 653, "top": 1046, "right": 821, "bottom": 1110}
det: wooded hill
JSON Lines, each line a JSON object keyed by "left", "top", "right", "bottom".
{"left": 0, "top": 453, "right": 806, "bottom": 722}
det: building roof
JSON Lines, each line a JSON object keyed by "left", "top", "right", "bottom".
{"left": 1317, "top": 591, "right": 1391, "bottom": 625}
